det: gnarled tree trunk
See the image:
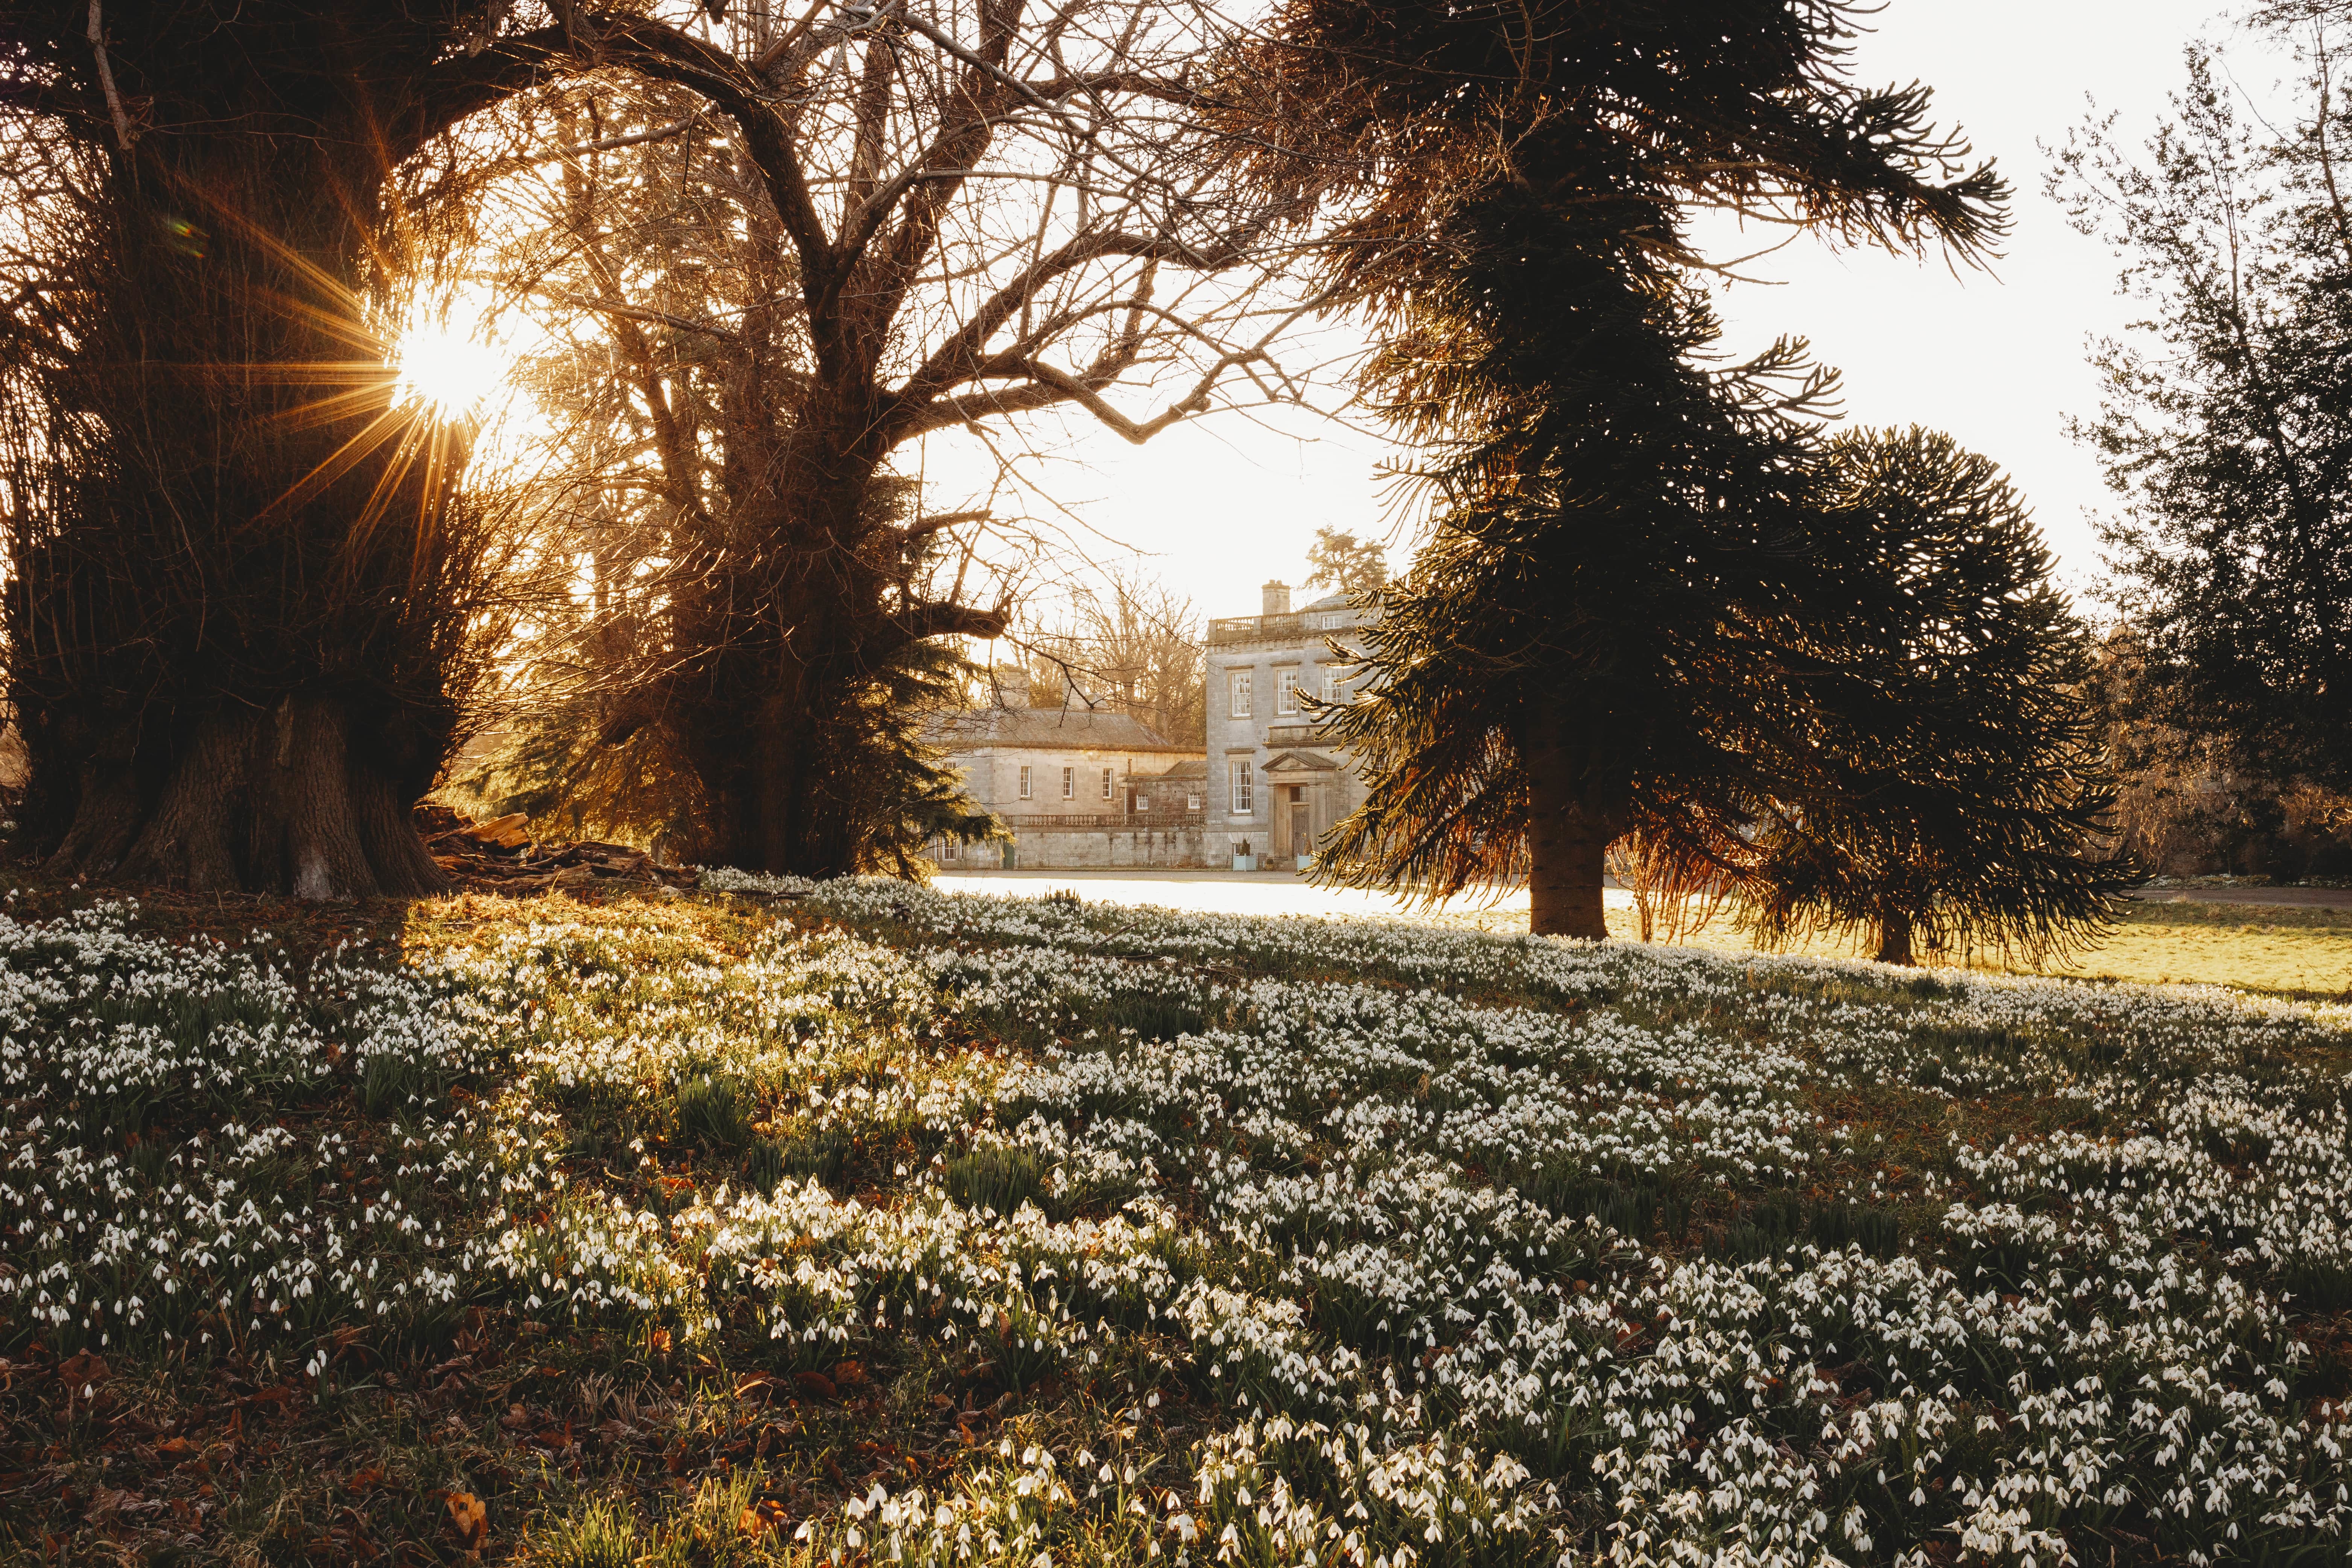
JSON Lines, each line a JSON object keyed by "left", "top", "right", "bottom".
{"left": 4, "top": 5, "right": 569, "bottom": 897}
{"left": 61, "top": 700, "right": 446, "bottom": 898}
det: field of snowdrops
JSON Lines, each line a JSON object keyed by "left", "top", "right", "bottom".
{"left": 5, "top": 874, "right": 2352, "bottom": 1565}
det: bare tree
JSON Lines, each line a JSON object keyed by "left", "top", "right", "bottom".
{"left": 507, "top": 2, "right": 1300, "bottom": 875}
{"left": 451, "top": 78, "right": 1005, "bottom": 867}
{"left": 1019, "top": 570, "right": 1204, "bottom": 742}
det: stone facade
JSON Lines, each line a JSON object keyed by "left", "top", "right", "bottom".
{"left": 1204, "top": 582, "right": 1375, "bottom": 871}
{"left": 924, "top": 703, "right": 1206, "bottom": 869}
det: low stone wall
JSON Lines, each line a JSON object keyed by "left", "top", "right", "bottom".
{"left": 932, "top": 812, "right": 1212, "bottom": 870}
{"left": 1006, "top": 824, "right": 1209, "bottom": 869}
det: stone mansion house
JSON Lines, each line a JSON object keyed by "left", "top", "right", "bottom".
{"left": 927, "top": 580, "right": 1373, "bottom": 871}
{"left": 1204, "top": 581, "right": 1371, "bottom": 871}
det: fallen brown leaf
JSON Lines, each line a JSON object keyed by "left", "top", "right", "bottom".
{"left": 55, "top": 1351, "right": 108, "bottom": 1392}
{"left": 445, "top": 1490, "right": 488, "bottom": 1553}
{"left": 738, "top": 1498, "right": 789, "bottom": 1538}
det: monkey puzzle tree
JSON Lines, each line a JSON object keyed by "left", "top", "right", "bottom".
{"left": 1226, "top": 0, "right": 2009, "bottom": 936}
{"left": 1738, "top": 428, "right": 2135, "bottom": 966}
{"left": 0, "top": 2, "right": 583, "bottom": 896}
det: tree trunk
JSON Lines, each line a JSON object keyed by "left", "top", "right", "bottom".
{"left": 49, "top": 698, "right": 448, "bottom": 898}
{"left": 6, "top": 7, "right": 568, "bottom": 899}
{"left": 1873, "top": 909, "right": 1917, "bottom": 966}
{"left": 686, "top": 650, "right": 873, "bottom": 880}
{"left": 668, "top": 405, "right": 934, "bottom": 880}
{"left": 1524, "top": 692, "right": 1626, "bottom": 940}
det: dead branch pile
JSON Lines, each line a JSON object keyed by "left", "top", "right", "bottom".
{"left": 415, "top": 805, "right": 695, "bottom": 894}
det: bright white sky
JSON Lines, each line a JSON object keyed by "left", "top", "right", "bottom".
{"left": 427, "top": 2, "right": 2259, "bottom": 631}
{"left": 1047, "top": 0, "right": 2251, "bottom": 621}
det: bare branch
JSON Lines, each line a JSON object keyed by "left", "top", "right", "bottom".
{"left": 539, "top": 285, "right": 740, "bottom": 342}
{"left": 85, "top": 2, "right": 133, "bottom": 151}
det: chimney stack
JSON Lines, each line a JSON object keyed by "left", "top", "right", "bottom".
{"left": 1262, "top": 580, "right": 1292, "bottom": 617}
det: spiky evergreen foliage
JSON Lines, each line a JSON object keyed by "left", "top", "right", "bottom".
{"left": 1231, "top": 0, "right": 2009, "bottom": 935}
{"left": 450, "top": 612, "right": 1000, "bottom": 878}
{"left": 450, "top": 595, "right": 997, "bottom": 874}
{"left": 1739, "top": 429, "right": 2135, "bottom": 966}
{"left": 1314, "top": 238, "right": 1847, "bottom": 931}
{"left": 819, "top": 637, "right": 1006, "bottom": 880}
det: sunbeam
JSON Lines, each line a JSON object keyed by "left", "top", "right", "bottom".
{"left": 394, "top": 320, "right": 508, "bottom": 418}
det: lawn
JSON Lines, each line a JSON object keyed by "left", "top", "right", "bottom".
{"left": 4, "top": 873, "right": 2352, "bottom": 1564}
{"left": 2071, "top": 901, "right": 2352, "bottom": 999}
{"left": 1531, "top": 898, "right": 2352, "bottom": 1003}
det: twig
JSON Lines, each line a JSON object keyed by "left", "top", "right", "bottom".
{"left": 538, "top": 286, "right": 739, "bottom": 342}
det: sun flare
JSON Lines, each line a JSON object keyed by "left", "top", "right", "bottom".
{"left": 394, "top": 322, "right": 508, "bottom": 417}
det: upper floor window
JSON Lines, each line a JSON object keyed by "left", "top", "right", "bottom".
{"left": 1062, "top": 765, "right": 1076, "bottom": 800}
{"left": 1276, "top": 668, "right": 1300, "bottom": 716}
{"left": 1228, "top": 669, "right": 1253, "bottom": 718}
{"left": 1019, "top": 765, "right": 1034, "bottom": 800}
{"left": 1102, "top": 767, "right": 1115, "bottom": 800}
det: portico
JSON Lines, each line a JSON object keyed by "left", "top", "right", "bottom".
{"left": 1261, "top": 749, "right": 1344, "bottom": 866}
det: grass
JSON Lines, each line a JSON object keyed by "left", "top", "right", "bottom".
{"left": 2071, "top": 899, "right": 2352, "bottom": 997}
{"left": 3, "top": 871, "right": 2351, "bottom": 1562}
{"left": 1431, "top": 894, "right": 2352, "bottom": 1001}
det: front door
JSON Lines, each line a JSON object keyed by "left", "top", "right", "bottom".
{"left": 1289, "top": 802, "right": 1312, "bottom": 864}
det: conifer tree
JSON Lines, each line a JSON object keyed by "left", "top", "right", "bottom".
{"left": 1229, "top": 0, "right": 2009, "bottom": 935}
{"left": 2059, "top": 16, "right": 2352, "bottom": 792}
{"left": 1739, "top": 429, "right": 2135, "bottom": 965}
{"left": 1312, "top": 252, "right": 1849, "bottom": 935}
{"left": 1303, "top": 529, "right": 1387, "bottom": 596}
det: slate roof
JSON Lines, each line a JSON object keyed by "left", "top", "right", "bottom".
{"left": 927, "top": 704, "right": 1197, "bottom": 753}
